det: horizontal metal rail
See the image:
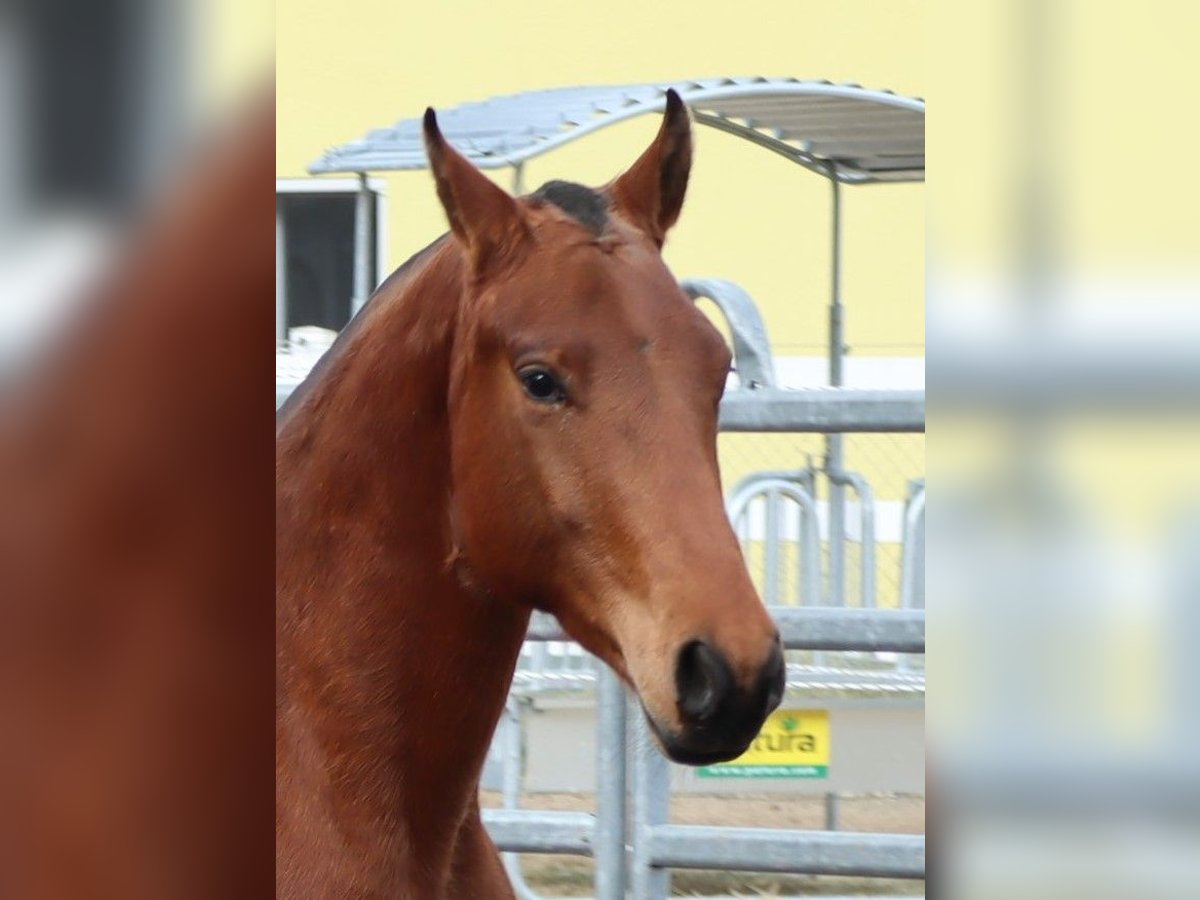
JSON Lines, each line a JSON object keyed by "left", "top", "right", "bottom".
{"left": 718, "top": 389, "right": 924, "bottom": 433}
{"left": 482, "top": 809, "right": 596, "bottom": 855}
{"left": 646, "top": 825, "right": 925, "bottom": 879}
{"left": 278, "top": 377, "right": 926, "bottom": 433}
{"left": 776, "top": 607, "right": 924, "bottom": 653}
{"left": 528, "top": 608, "right": 924, "bottom": 654}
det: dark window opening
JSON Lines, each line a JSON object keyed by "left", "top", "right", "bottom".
{"left": 278, "top": 191, "right": 377, "bottom": 334}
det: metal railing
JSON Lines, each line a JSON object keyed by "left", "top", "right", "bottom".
{"left": 482, "top": 607, "right": 926, "bottom": 898}
{"left": 727, "top": 472, "right": 822, "bottom": 608}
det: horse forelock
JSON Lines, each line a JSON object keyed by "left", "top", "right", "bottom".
{"left": 528, "top": 180, "right": 609, "bottom": 237}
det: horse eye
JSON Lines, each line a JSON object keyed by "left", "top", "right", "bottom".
{"left": 518, "top": 367, "right": 565, "bottom": 404}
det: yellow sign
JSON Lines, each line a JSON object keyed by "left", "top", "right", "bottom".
{"left": 698, "top": 709, "right": 829, "bottom": 778}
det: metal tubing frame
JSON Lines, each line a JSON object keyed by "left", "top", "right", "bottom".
{"left": 717, "top": 389, "right": 924, "bottom": 433}
{"left": 726, "top": 475, "right": 822, "bottom": 608}
{"left": 484, "top": 639, "right": 633, "bottom": 899}
{"left": 482, "top": 809, "right": 596, "bottom": 855}
{"left": 351, "top": 172, "right": 372, "bottom": 315}
{"left": 623, "top": 604, "right": 925, "bottom": 898}
{"left": 764, "top": 490, "right": 782, "bottom": 603}
{"left": 900, "top": 484, "right": 926, "bottom": 611}
{"left": 774, "top": 607, "right": 924, "bottom": 652}
{"left": 488, "top": 584, "right": 925, "bottom": 898}
{"left": 498, "top": 699, "right": 545, "bottom": 900}
{"left": 680, "top": 278, "right": 778, "bottom": 389}
{"left": 308, "top": 81, "right": 924, "bottom": 182}
{"left": 825, "top": 466, "right": 877, "bottom": 608}
{"left": 594, "top": 668, "right": 628, "bottom": 900}
{"left": 646, "top": 826, "right": 925, "bottom": 879}
{"left": 826, "top": 174, "right": 846, "bottom": 608}
{"left": 631, "top": 713, "right": 671, "bottom": 900}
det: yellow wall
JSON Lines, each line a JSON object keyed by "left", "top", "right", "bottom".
{"left": 276, "top": 0, "right": 925, "bottom": 358}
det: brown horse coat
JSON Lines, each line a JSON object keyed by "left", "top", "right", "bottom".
{"left": 276, "top": 92, "right": 783, "bottom": 897}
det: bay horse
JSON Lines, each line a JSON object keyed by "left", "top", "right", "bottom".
{"left": 276, "top": 90, "right": 785, "bottom": 897}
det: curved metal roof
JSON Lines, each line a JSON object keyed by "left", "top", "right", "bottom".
{"left": 308, "top": 77, "right": 924, "bottom": 185}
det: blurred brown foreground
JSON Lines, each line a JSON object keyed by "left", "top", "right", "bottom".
{"left": 0, "top": 97, "right": 274, "bottom": 898}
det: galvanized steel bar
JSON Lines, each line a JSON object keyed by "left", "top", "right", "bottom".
{"left": 351, "top": 172, "right": 372, "bottom": 315}
{"left": 774, "top": 607, "right": 924, "bottom": 653}
{"left": 764, "top": 491, "right": 781, "bottom": 604}
{"left": 717, "top": 389, "right": 925, "bottom": 433}
{"left": 594, "top": 669, "right": 628, "bottom": 900}
{"left": 900, "top": 484, "right": 926, "bottom": 610}
{"left": 646, "top": 825, "right": 925, "bottom": 878}
{"left": 497, "top": 702, "right": 544, "bottom": 900}
{"left": 482, "top": 809, "right": 595, "bottom": 856}
{"left": 826, "top": 467, "right": 877, "bottom": 608}
{"left": 631, "top": 714, "right": 671, "bottom": 900}
{"left": 725, "top": 476, "right": 822, "bottom": 608}
{"left": 690, "top": 110, "right": 845, "bottom": 182}
{"left": 825, "top": 791, "right": 841, "bottom": 831}
{"left": 827, "top": 174, "right": 846, "bottom": 608}
{"left": 680, "top": 278, "right": 778, "bottom": 389}
{"left": 827, "top": 446, "right": 846, "bottom": 607}
{"left": 528, "top": 608, "right": 924, "bottom": 653}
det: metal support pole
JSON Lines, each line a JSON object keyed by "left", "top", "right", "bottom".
{"left": 511, "top": 162, "right": 526, "bottom": 195}
{"left": 727, "top": 476, "right": 821, "bottom": 611}
{"left": 499, "top": 700, "right": 543, "bottom": 900}
{"left": 900, "top": 484, "right": 926, "bottom": 611}
{"left": 826, "top": 174, "right": 846, "bottom": 606}
{"left": 632, "top": 714, "right": 670, "bottom": 900}
{"left": 826, "top": 468, "right": 877, "bottom": 608}
{"left": 595, "top": 669, "right": 628, "bottom": 900}
{"left": 828, "top": 174, "right": 845, "bottom": 389}
{"left": 276, "top": 199, "right": 287, "bottom": 343}
{"left": 825, "top": 791, "right": 841, "bottom": 831}
{"left": 352, "top": 172, "right": 372, "bottom": 316}
{"left": 764, "top": 491, "right": 781, "bottom": 605}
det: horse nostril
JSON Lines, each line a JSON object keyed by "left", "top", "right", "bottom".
{"left": 762, "top": 640, "right": 786, "bottom": 715}
{"left": 675, "top": 640, "right": 732, "bottom": 724}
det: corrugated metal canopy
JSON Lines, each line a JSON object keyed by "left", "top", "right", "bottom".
{"left": 308, "top": 77, "right": 924, "bottom": 185}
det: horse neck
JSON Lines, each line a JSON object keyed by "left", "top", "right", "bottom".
{"left": 276, "top": 240, "right": 531, "bottom": 859}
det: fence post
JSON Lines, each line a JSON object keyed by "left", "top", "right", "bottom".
{"left": 631, "top": 713, "right": 670, "bottom": 900}
{"left": 594, "top": 668, "right": 627, "bottom": 900}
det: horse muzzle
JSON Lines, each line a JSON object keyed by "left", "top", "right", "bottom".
{"left": 644, "top": 637, "right": 785, "bottom": 765}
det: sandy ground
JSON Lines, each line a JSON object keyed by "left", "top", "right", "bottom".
{"left": 480, "top": 791, "right": 925, "bottom": 897}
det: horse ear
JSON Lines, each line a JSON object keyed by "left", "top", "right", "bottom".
{"left": 423, "top": 108, "right": 527, "bottom": 271}
{"left": 607, "top": 89, "right": 693, "bottom": 247}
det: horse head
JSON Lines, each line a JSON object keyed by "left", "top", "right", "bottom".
{"left": 425, "top": 90, "right": 784, "bottom": 765}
